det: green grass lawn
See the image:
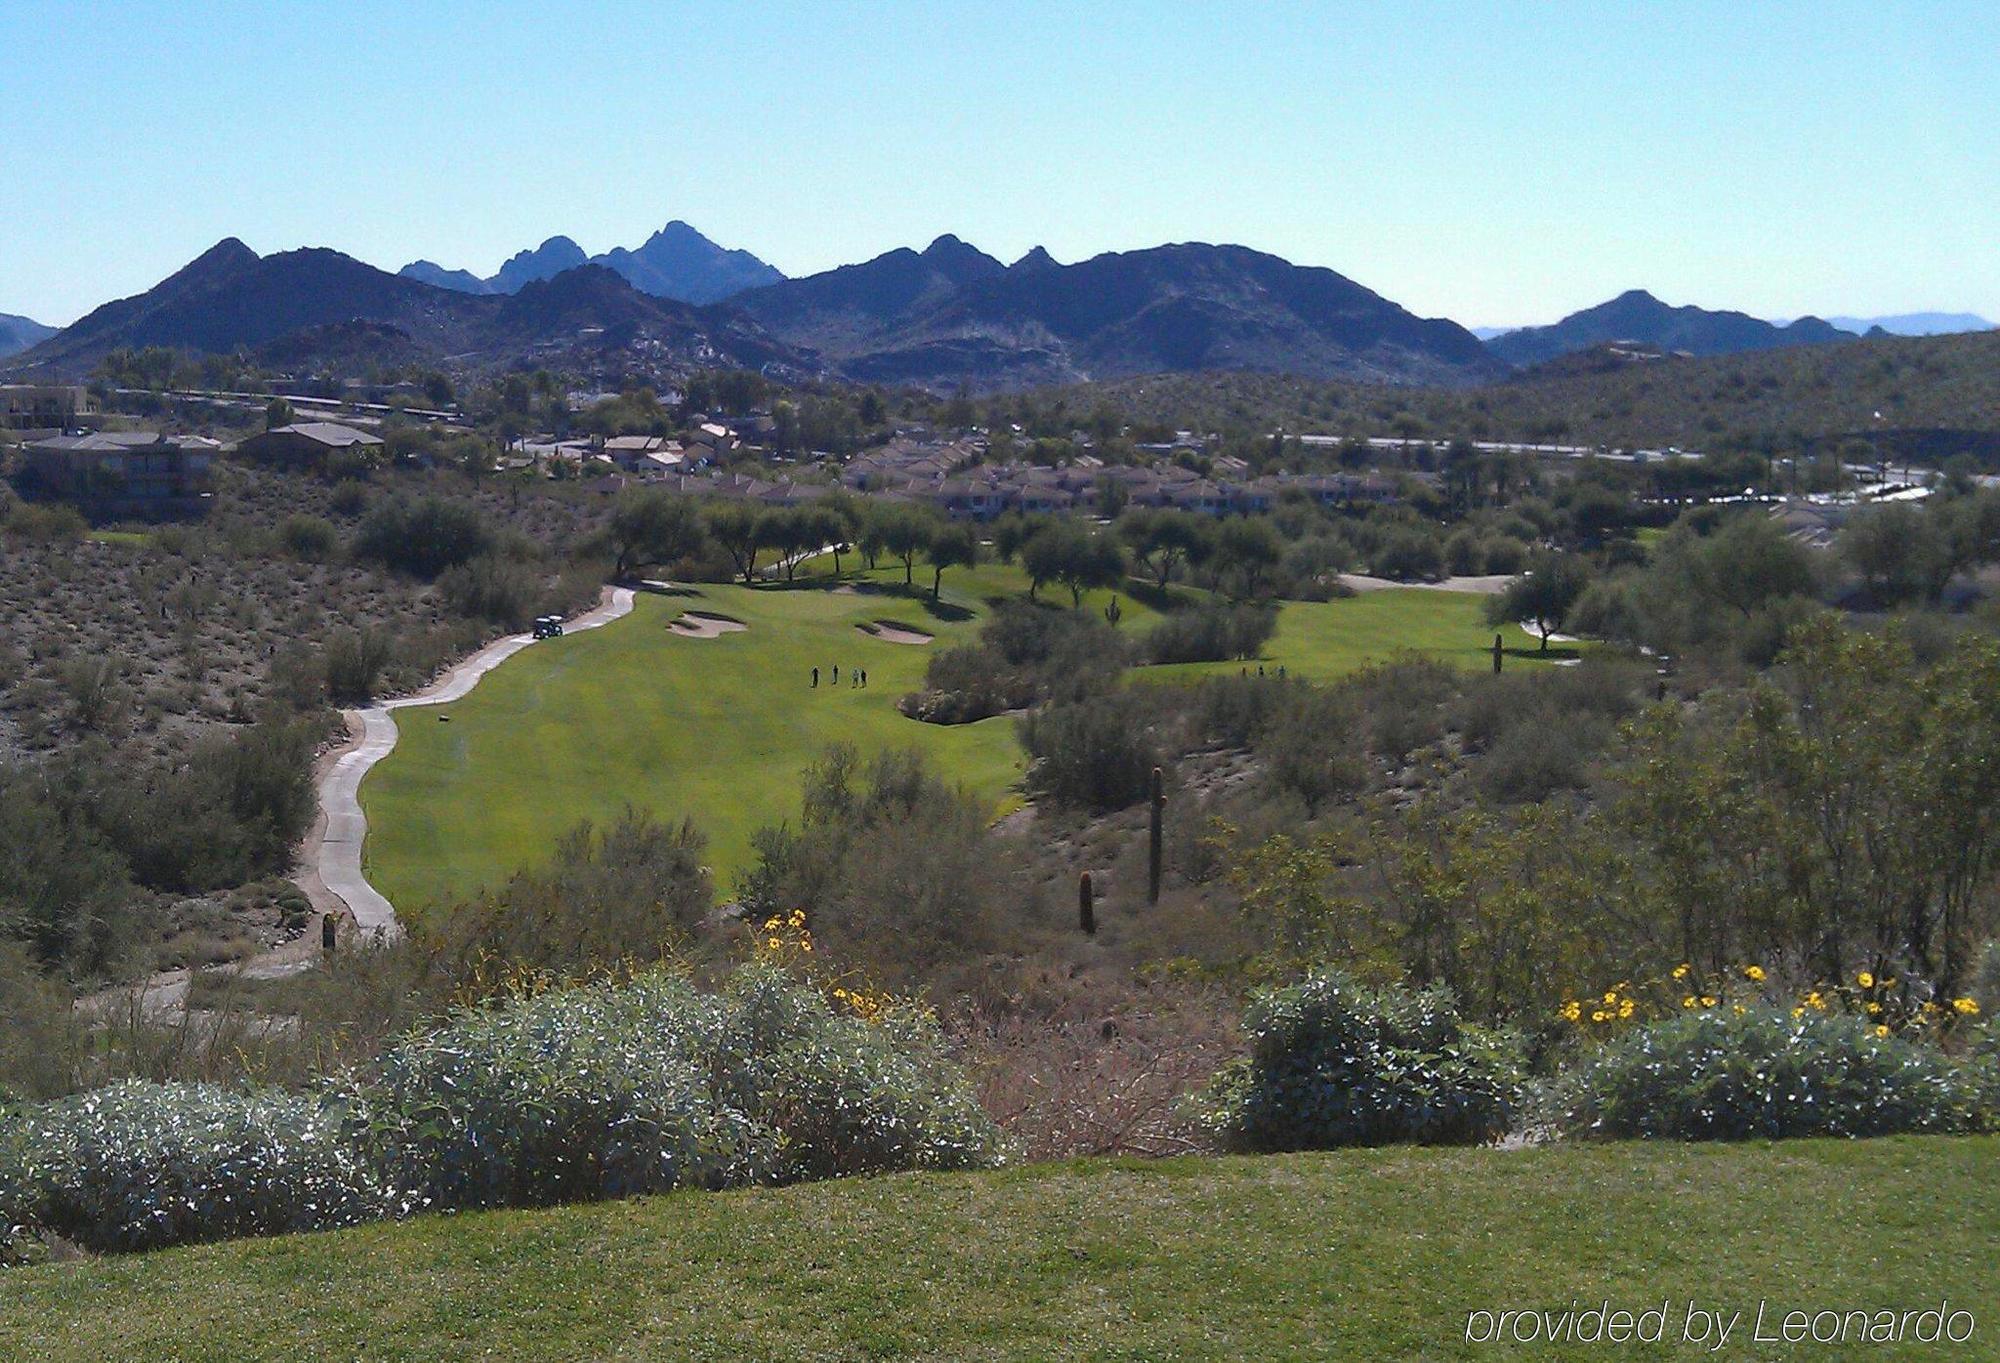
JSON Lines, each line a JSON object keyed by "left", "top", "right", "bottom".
{"left": 6, "top": 1140, "right": 1994, "bottom": 1361}
{"left": 361, "top": 581, "right": 1024, "bottom": 912}
{"left": 362, "top": 566, "right": 1568, "bottom": 913}
{"left": 1141, "top": 586, "right": 1576, "bottom": 683}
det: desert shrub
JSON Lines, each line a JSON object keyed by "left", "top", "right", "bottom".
{"left": 0, "top": 766, "right": 139, "bottom": 977}
{"left": 0, "top": 1080, "right": 391, "bottom": 1254}
{"left": 353, "top": 496, "right": 492, "bottom": 578}
{"left": 1350, "top": 656, "right": 1462, "bottom": 761}
{"left": 1555, "top": 1009, "right": 1995, "bottom": 1140}
{"left": 1019, "top": 692, "right": 1163, "bottom": 811}
{"left": 899, "top": 643, "right": 1032, "bottom": 725}
{"left": 1199, "top": 970, "right": 1524, "bottom": 1150}
{"left": 0, "top": 943, "right": 89, "bottom": 1102}
{"left": 1143, "top": 601, "right": 1278, "bottom": 665}
{"left": 1256, "top": 684, "right": 1368, "bottom": 815}
{"left": 1370, "top": 528, "right": 1446, "bottom": 581}
{"left": 742, "top": 747, "right": 996, "bottom": 981}
{"left": 4, "top": 501, "right": 86, "bottom": 542}
{"left": 418, "top": 811, "right": 712, "bottom": 994}
{"left": 323, "top": 627, "right": 393, "bottom": 703}
{"left": 275, "top": 514, "right": 339, "bottom": 562}
{"left": 357, "top": 966, "right": 998, "bottom": 1212}
{"left": 437, "top": 551, "right": 539, "bottom": 627}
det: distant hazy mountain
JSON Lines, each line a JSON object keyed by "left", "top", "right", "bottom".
{"left": 0, "top": 312, "right": 57, "bottom": 359}
{"left": 489, "top": 236, "right": 590, "bottom": 294}
{"left": 397, "top": 260, "right": 494, "bottom": 294}
{"left": 733, "top": 237, "right": 1501, "bottom": 388}
{"left": 398, "top": 222, "right": 784, "bottom": 305}
{"left": 1816, "top": 312, "right": 1994, "bottom": 337}
{"left": 1488, "top": 290, "right": 1852, "bottom": 368}
{"left": 591, "top": 221, "right": 784, "bottom": 304}
{"left": 1470, "top": 326, "right": 1517, "bottom": 341}
{"left": 8, "top": 240, "right": 806, "bottom": 378}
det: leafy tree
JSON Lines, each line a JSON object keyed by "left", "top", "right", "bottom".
{"left": 265, "top": 398, "right": 293, "bottom": 431}
{"left": 1214, "top": 517, "right": 1282, "bottom": 598}
{"left": 704, "top": 500, "right": 765, "bottom": 585}
{"left": 353, "top": 497, "right": 493, "bottom": 579}
{"left": 1118, "top": 508, "right": 1213, "bottom": 591}
{"left": 1485, "top": 550, "right": 1592, "bottom": 650}
{"left": 604, "top": 491, "right": 706, "bottom": 581}
{"left": 925, "top": 523, "right": 981, "bottom": 598}
{"left": 871, "top": 504, "right": 938, "bottom": 587}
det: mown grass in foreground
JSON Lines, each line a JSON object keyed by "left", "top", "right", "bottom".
{"left": 6, "top": 1139, "right": 1994, "bottom": 1361}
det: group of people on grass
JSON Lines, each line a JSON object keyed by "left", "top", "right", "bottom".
{"left": 810, "top": 664, "right": 867, "bottom": 689}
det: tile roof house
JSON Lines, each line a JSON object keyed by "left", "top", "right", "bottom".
{"left": 235, "top": 421, "right": 385, "bottom": 468}
{"left": 20, "top": 431, "right": 213, "bottom": 515}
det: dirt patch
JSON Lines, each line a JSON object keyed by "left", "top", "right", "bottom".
{"left": 670, "top": 610, "right": 749, "bottom": 639}
{"left": 859, "top": 619, "right": 933, "bottom": 645}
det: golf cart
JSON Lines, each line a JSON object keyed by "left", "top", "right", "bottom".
{"left": 532, "top": 614, "right": 564, "bottom": 640}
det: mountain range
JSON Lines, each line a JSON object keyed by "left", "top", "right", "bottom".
{"left": 7, "top": 224, "right": 1989, "bottom": 392}
{"left": 0, "top": 312, "right": 56, "bottom": 360}
{"left": 1485, "top": 290, "right": 1855, "bottom": 369}
{"left": 730, "top": 236, "right": 1501, "bottom": 388}
{"left": 398, "top": 222, "right": 784, "bottom": 306}
{"left": 7, "top": 240, "right": 801, "bottom": 379}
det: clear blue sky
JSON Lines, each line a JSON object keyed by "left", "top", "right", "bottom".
{"left": 4, "top": 0, "right": 1994, "bottom": 328}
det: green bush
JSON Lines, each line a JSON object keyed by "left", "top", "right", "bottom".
{"left": 1200, "top": 971, "right": 1524, "bottom": 1150}
{"left": 1143, "top": 601, "right": 1278, "bottom": 665}
{"left": 0, "top": 1080, "right": 391, "bottom": 1254}
{"left": 1019, "top": 692, "right": 1162, "bottom": 811}
{"left": 356, "top": 966, "right": 999, "bottom": 1213}
{"left": 1555, "top": 1009, "right": 1995, "bottom": 1141}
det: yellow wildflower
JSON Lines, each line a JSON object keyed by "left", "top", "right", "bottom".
{"left": 1952, "top": 997, "right": 1981, "bottom": 1016}
{"left": 1866, "top": 1001, "right": 1882, "bottom": 1016}
{"left": 1672, "top": 964, "right": 1690, "bottom": 980}
{"left": 1682, "top": 996, "right": 1697, "bottom": 1009}
{"left": 1744, "top": 964, "right": 1766, "bottom": 982}
{"left": 1857, "top": 971, "right": 1875, "bottom": 989}
{"left": 1875, "top": 1025, "right": 1890, "bottom": 1037}
{"left": 1591, "top": 1010, "right": 1609, "bottom": 1023}
{"left": 1618, "top": 1000, "right": 1635, "bottom": 1019}
{"left": 766, "top": 936, "right": 782, "bottom": 950}
{"left": 1732, "top": 1005, "right": 1746, "bottom": 1017}
{"left": 1559, "top": 1001, "right": 1582, "bottom": 1022}
{"left": 1602, "top": 991, "right": 1617, "bottom": 1005}
{"left": 1700, "top": 996, "right": 1718, "bottom": 1008}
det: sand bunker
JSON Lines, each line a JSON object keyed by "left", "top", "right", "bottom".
{"left": 859, "top": 619, "right": 934, "bottom": 645}
{"left": 669, "top": 610, "right": 748, "bottom": 639}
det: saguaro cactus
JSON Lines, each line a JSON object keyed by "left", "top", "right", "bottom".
{"left": 1079, "top": 870, "right": 1096, "bottom": 935}
{"left": 1492, "top": 633, "right": 1504, "bottom": 675}
{"left": 1147, "top": 766, "right": 1165, "bottom": 905}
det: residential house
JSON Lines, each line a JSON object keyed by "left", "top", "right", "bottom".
{"left": 235, "top": 421, "right": 385, "bottom": 469}
{"left": 19, "top": 431, "right": 213, "bottom": 515}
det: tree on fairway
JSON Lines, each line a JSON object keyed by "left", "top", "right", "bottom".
{"left": 605, "top": 490, "right": 706, "bottom": 581}
{"left": 705, "top": 501, "right": 765, "bottom": 585}
{"left": 1486, "top": 550, "right": 1592, "bottom": 650}
{"left": 1119, "top": 508, "right": 1213, "bottom": 591}
{"left": 926, "top": 522, "right": 981, "bottom": 598}
{"left": 1215, "top": 517, "right": 1282, "bottom": 598}
{"left": 875, "top": 504, "right": 938, "bottom": 587}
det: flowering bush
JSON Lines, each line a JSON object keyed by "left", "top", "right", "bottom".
{"left": 1198, "top": 970, "right": 1524, "bottom": 1150}
{"left": 0, "top": 1081, "right": 391, "bottom": 1254}
{"left": 1553, "top": 1008, "right": 1996, "bottom": 1140}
